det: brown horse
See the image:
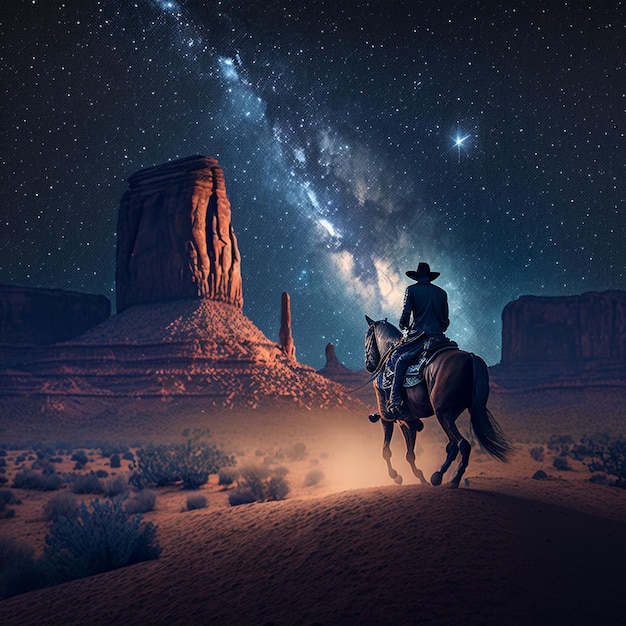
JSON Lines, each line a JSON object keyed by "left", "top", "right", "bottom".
{"left": 364, "top": 316, "right": 511, "bottom": 488}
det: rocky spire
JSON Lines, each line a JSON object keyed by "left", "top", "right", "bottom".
{"left": 116, "top": 155, "right": 243, "bottom": 312}
{"left": 279, "top": 291, "right": 296, "bottom": 360}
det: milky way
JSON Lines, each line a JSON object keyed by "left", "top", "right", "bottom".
{"left": 1, "top": 1, "right": 624, "bottom": 368}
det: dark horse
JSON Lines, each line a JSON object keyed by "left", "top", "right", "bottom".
{"left": 364, "top": 316, "right": 511, "bottom": 488}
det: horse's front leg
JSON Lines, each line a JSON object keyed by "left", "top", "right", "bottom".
{"left": 382, "top": 419, "right": 402, "bottom": 484}
{"left": 399, "top": 420, "right": 427, "bottom": 484}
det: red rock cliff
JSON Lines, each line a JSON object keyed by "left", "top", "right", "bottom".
{"left": 0, "top": 284, "right": 110, "bottom": 345}
{"left": 501, "top": 291, "right": 626, "bottom": 365}
{"left": 116, "top": 155, "right": 243, "bottom": 312}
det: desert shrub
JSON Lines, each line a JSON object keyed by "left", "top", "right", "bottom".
{"left": 553, "top": 456, "right": 570, "bottom": 471}
{"left": 287, "top": 442, "right": 307, "bottom": 461}
{"left": 229, "top": 465, "right": 290, "bottom": 506}
{"left": 546, "top": 435, "right": 574, "bottom": 456}
{"left": 71, "top": 450, "right": 88, "bottom": 469}
{"left": 218, "top": 468, "right": 238, "bottom": 487}
{"left": 129, "top": 440, "right": 235, "bottom": 489}
{"left": 12, "top": 470, "right": 63, "bottom": 491}
{"left": 103, "top": 475, "right": 130, "bottom": 499}
{"left": 96, "top": 469, "right": 109, "bottom": 478}
{"left": 580, "top": 435, "right": 626, "bottom": 488}
{"left": 110, "top": 453, "right": 121, "bottom": 469}
{"left": 69, "top": 473, "right": 104, "bottom": 494}
{"left": 124, "top": 490, "right": 157, "bottom": 515}
{"left": 0, "top": 488, "right": 15, "bottom": 505}
{"left": 42, "top": 499, "right": 161, "bottom": 585}
{"left": 0, "top": 476, "right": 7, "bottom": 485}
{"left": 0, "top": 537, "right": 46, "bottom": 598}
{"left": 303, "top": 468, "right": 325, "bottom": 487}
{"left": 273, "top": 465, "right": 290, "bottom": 478}
{"left": 0, "top": 489, "right": 17, "bottom": 518}
{"left": 185, "top": 494, "right": 207, "bottom": 511}
{"left": 122, "top": 451, "right": 135, "bottom": 462}
{"left": 228, "top": 490, "right": 257, "bottom": 506}
{"left": 43, "top": 492, "right": 79, "bottom": 522}
{"left": 529, "top": 446, "right": 545, "bottom": 462}
{"left": 0, "top": 458, "right": 6, "bottom": 468}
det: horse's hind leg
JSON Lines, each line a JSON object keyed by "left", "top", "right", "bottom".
{"left": 430, "top": 412, "right": 464, "bottom": 486}
{"left": 382, "top": 419, "right": 403, "bottom": 484}
{"left": 431, "top": 413, "right": 471, "bottom": 489}
{"left": 399, "top": 421, "right": 427, "bottom": 484}
{"left": 430, "top": 440, "right": 459, "bottom": 486}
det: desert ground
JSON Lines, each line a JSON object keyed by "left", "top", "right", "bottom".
{"left": 1, "top": 386, "right": 625, "bottom": 625}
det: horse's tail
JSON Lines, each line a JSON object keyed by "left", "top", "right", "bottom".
{"left": 469, "top": 354, "right": 512, "bottom": 462}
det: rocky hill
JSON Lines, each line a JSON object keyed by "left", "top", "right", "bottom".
{"left": 491, "top": 290, "right": 626, "bottom": 389}
{"left": 0, "top": 156, "right": 363, "bottom": 417}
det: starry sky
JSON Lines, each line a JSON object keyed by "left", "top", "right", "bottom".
{"left": 1, "top": 0, "right": 624, "bottom": 369}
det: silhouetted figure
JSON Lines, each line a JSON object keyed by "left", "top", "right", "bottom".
{"left": 387, "top": 262, "right": 449, "bottom": 416}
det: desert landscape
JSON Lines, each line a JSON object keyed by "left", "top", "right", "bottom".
{"left": 1, "top": 386, "right": 626, "bottom": 625}
{"left": 1, "top": 156, "right": 624, "bottom": 624}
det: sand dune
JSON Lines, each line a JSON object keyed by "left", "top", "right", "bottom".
{"left": 2, "top": 387, "right": 626, "bottom": 625}
{"left": 2, "top": 476, "right": 626, "bottom": 625}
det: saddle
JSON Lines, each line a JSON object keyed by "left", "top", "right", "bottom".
{"left": 380, "top": 335, "right": 459, "bottom": 389}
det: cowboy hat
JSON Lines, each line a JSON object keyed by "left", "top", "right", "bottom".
{"left": 406, "top": 262, "right": 440, "bottom": 282}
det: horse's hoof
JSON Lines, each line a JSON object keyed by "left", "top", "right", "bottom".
{"left": 430, "top": 471, "right": 443, "bottom": 486}
{"left": 394, "top": 475, "right": 403, "bottom": 485}
{"left": 368, "top": 413, "right": 380, "bottom": 423}
{"left": 447, "top": 481, "right": 459, "bottom": 489}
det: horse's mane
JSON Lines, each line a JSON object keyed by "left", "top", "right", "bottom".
{"left": 376, "top": 319, "right": 403, "bottom": 345}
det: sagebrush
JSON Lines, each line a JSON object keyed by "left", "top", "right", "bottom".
{"left": 129, "top": 440, "right": 235, "bottom": 489}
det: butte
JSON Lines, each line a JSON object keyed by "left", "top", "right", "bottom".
{"left": 0, "top": 156, "right": 362, "bottom": 424}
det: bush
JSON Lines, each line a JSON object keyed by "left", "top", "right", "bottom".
{"left": 124, "top": 490, "right": 157, "bottom": 515}
{"left": 529, "top": 446, "right": 545, "bottom": 462}
{"left": 185, "top": 494, "right": 207, "bottom": 511}
{"left": 110, "top": 454, "right": 121, "bottom": 469}
{"left": 553, "top": 456, "right": 570, "bottom": 471}
{"left": 12, "top": 470, "right": 63, "bottom": 491}
{"left": 0, "top": 489, "right": 17, "bottom": 518}
{"left": 228, "top": 490, "right": 257, "bottom": 506}
{"left": 287, "top": 442, "right": 307, "bottom": 461}
{"left": 218, "top": 468, "right": 238, "bottom": 488}
{"left": 43, "top": 492, "right": 79, "bottom": 522}
{"left": 103, "top": 475, "right": 130, "bottom": 499}
{"left": 229, "top": 465, "right": 290, "bottom": 506}
{"left": 71, "top": 450, "right": 89, "bottom": 468}
{"left": 303, "top": 468, "right": 325, "bottom": 487}
{"left": 130, "top": 440, "right": 235, "bottom": 489}
{"left": 69, "top": 473, "right": 104, "bottom": 494}
{"left": 0, "top": 537, "right": 46, "bottom": 598}
{"left": 42, "top": 499, "right": 161, "bottom": 585}
{"left": 581, "top": 435, "right": 626, "bottom": 488}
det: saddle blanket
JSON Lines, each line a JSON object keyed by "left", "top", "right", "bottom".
{"left": 380, "top": 343, "right": 458, "bottom": 389}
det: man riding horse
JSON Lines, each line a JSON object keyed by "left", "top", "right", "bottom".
{"left": 387, "top": 262, "right": 452, "bottom": 417}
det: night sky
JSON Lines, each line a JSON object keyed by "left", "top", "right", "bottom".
{"left": 1, "top": 1, "right": 624, "bottom": 369}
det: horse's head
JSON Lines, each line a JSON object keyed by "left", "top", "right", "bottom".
{"left": 364, "top": 316, "right": 380, "bottom": 373}
{"left": 364, "top": 315, "right": 402, "bottom": 372}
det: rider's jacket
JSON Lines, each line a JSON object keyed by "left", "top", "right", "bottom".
{"left": 399, "top": 282, "right": 449, "bottom": 336}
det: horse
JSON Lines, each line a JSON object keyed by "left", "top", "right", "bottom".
{"left": 364, "top": 316, "right": 511, "bottom": 488}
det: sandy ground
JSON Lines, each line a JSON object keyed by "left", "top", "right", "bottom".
{"left": 1, "top": 387, "right": 626, "bottom": 625}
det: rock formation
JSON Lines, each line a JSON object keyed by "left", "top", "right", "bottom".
{"left": 492, "top": 290, "right": 626, "bottom": 388}
{"left": 317, "top": 342, "right": 373, "bottom": 403}
{"left": 116, "top": 155, "right": 243, "bottom": 312}
{"left": 279, "top": 291, "right": 296, "bottom": 360}
{"left": 0, "top": 284, "right": 110, "bottom": 345}
{"left": 0, "top": 157, "right": 364, "bottom": 416}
